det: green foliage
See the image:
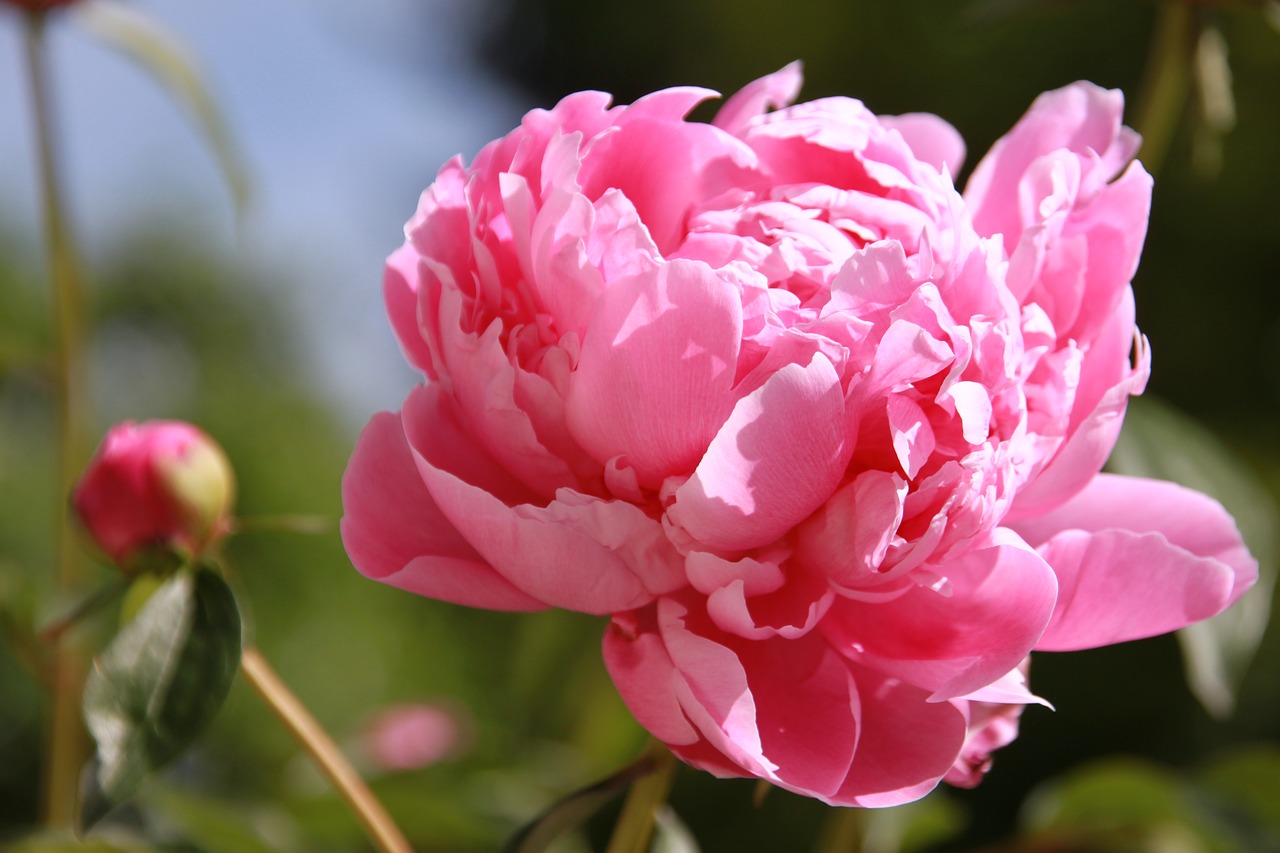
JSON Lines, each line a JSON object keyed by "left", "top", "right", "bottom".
{"left": 79, "top": 567, "right": 241, "bottom": 832}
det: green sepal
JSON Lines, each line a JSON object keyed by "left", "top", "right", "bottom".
{"left": 78, "top": 565, "right": 242, "bottom": 833}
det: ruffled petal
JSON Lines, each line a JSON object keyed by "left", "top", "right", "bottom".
{"left": 340, "top": 406, "right": 545, "bottom": 611}
{"left": 824, "top": 529, "right": 1057, "bottom": 699}
{"left": 566, "top": 260, "right": 743, "bottom": 488}
{"left": 668, "top": 353, "right": 849, "bottom": 550}
{"left": 1010, "top": 473, "right": 1256, "bottom": 651}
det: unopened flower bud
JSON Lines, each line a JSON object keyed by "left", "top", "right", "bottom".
{"left": 72, "top": 421, "right": 235, "bottom": 570}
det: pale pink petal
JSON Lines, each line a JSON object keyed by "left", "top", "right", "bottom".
{"left": 578, "top": 117, "right": 758, "bottom": 254}
{"left": 712, "top": 61, "right": 804, "bottom": 135}
{"left": 1009, "top": 473, "right": 1257, "bottom": 651}
{"left": 966, "top": 81, "right": 1138, "bottom": 245}
{"left": 566, "top": 260, "right": 743, "bottom": 487}
{"left": 340, "top": 408, "right": 545, "bottom": 611}
{"left": 668, "top": 353, "right": 849, "bottom": 550}
{"left": 1013, "top": 296, "right": 1148, "bottom": 515}
{"left": 794, "top": 470, "right": 909, "bottom": 587}
{"left": 888, "top": 396, "right": 935, "bottom": 480}
{"left": 881, "top": 112, "right": 966, "bottom": 178}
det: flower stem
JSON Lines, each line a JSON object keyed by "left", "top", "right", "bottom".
{"left": 1133, "top": 0, "right": 1197, "bottom": 177}
{"left": 239, "top": 647, "right": 413, "bottom": 853}
{"left": 23, "top": 7, "right": 93, "bottom": 828}
{"left": 604, "top": 740, "right": 678, "bottom": 853}
{"left": 813, "top": 807, "right": 864, "bottom": 853}
{"left": 230, "top": 514, "right": 334, "bottom": 536}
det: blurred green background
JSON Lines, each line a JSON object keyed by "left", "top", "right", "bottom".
{"left": 2, "top": 1, "right": 1279, "bottom": 850}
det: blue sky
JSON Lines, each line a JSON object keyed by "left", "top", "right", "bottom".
{"left": 1, "top": 0, "right": 533, "bottom": 426}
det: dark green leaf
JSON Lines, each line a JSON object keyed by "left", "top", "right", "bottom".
{"left": 1108, "top": 395, "right": 1277, "bottom": 717}
{"left": 78, "top": 567, "right": 242, "bottom": 833}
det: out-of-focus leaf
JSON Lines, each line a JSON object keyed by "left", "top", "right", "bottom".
{"left": 651, "top": 805, "right": 700, "bottom": 853}
{"left": 1198, "top": 745, "right": 1280, "bottom": 850}
{"left": 1108, "top": 395, "right": 1277, "bottom": 718}
{"left": 142, "top": 785, "right": 293, "bottom": 853}
{"left": 1020, "top": 759, "right": 1235, "bottom": 853}
{"left": 79, "top": 567, "right": 241, "bottom": 832}
{"left": 862, "top": 792, "right": 966, "bottom": 853}
{"left": 8, "top": 828, "right": 155, "bottom": 852}
{"left": 72, "top": 0, "right": 252, "bottom": 217}
{"left": 1192, "top": 24, "right": 1236, "bottom": 178}
{"left": 500, "top": 752, "right": 655, "bottom": 853}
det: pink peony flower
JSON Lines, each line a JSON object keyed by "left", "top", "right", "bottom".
{"left": 74, "top": 420, "right": 235, "bottom": 569}
{"left": 341, "top": 64, "right": 1257, "bottom": 806}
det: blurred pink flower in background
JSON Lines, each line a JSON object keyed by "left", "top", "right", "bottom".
{"left": 358, "top": 702, "right": 472, "bottom": 773}
{"left": 74, "top": 420, "right": 235, "bottom": 569}
{"left": 342, "top": 64, "right": 1256, "bottom": 805}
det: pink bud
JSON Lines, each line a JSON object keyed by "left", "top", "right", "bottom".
{"left": 72, "top": 421, "right": 235, "bottom": 569}
{"left": 359, "top": 702, "right": 471, "bottom": 772}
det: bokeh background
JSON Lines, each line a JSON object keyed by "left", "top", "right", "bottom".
{"left": 2, "top": 1, "right": 1278, "bottom": 850}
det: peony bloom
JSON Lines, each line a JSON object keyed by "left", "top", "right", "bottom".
{"left": 74, "top": 420, "right": 235, "bottom": 569}
{"left": 342, "top": 64, "right": 1256, "bottom": 806}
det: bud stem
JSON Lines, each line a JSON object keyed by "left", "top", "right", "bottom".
{"left": 23, "top": 7, "right": 93, "bottom": 828}
{"left": 239, "top": 646, "right": 413, "bottom": 853}
{"left": 604, "top": 739, "right": 678, "bottom": 853}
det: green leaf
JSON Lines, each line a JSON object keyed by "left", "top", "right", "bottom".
{"left": 79, "top": 567, "right": 242, "bottom": 832}
{"left": 1020, "top": 758, "right": 1237, "bottom": 853}
{"left": 72, "top": 1, "right": 252, "bottom": 217}
{"left": 1108, "top": 395, "right": 1277, "bottom": 718}
{"left": 500, "top": 753, "right": 656, "bottom": 853}
{"left": 1199, "top": 745, "right": 1280, "bottom": 849}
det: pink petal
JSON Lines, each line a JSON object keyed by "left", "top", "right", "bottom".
{"left": 661, "top": 596, "right": 862, "bottom": 800}
{"left": 603, "top": 607, "right": 701, "bottom": 747}
{"left": 829, "top": 662, "right": 968, "bottom": 806}
{"left": 668, "top": 353, "right": 849, "bottom": 551}
{"left": 1012, "top": 295, "right": 1148, "bottom": 515}
{"left": 578, "top": 116, "right": 757, "bottom": 255}
{"left": 399, "top": 384, "right": 681, "bottom": 613}
{"left": 793, "top": 470, "right": 909, "bottom": 588}
{"left": 880, "top": 112, "right": 967, "bottom": 178}
{"left": 383, "top": 245, "right": 436, "bottom": 377}
{"left": 823, "top": 530, "right": 1058, "bottom": 699}
{"left": 1009, "top": 473, "right": 1257, "bottom": 651}
{"left": 566, "top": 260, "right": 743, "bottom": 488}
{"left": 966, "top": 81, "right": 1139, "bottom": 246}
{"left": 712, "top": 61, "right": 804, "bottom": 135}
{"left": 340, "top": 407, "right": 545, "bottom": 611}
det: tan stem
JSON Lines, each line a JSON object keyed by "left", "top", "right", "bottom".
{"left": 239, "top": 647, "right": 413, "bottom": 853}
{"left": 604, "top": 740, "right": 678, "bottom": 853}
{"left": 24, "top": 8, "right": 92, "bottom": 828}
